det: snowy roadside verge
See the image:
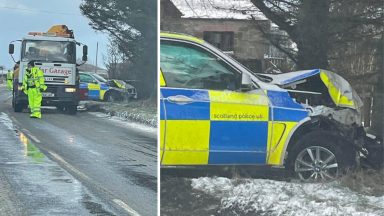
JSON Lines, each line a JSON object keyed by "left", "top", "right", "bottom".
{"left": 190, "top": 173, "right": 384, "bottom": 216}
{"left": 79, "top": 100, "right": 157, "bottom": 128}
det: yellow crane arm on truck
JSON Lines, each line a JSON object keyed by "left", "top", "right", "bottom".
{"left": 47, "top": 25, "right": 74, "bottom": 38}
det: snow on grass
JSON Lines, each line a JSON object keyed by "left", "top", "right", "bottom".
{"left": 81, "top": 100, "right": 157, "bottom": 127}
{"left": 89, "top": 112, "right": 157, "bottom": 138}
{"left": 191, "top": 177, "right": 384, "bottom": 216}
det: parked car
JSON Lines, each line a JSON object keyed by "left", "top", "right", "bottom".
{"left": 160, "top": 32, "right": 382, "bottom": 181}
{"left": 79, "top": 72, "right": 137, "bottom": 102}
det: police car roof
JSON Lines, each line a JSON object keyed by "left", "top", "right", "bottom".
{"left": 160, "top": 32, "right": 204, "bottom": 44}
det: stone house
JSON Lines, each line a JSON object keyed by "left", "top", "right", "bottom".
{"left": 161, "top": 0, "right": 277, "bottom": 73}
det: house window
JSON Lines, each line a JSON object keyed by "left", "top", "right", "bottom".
{"left": 203, "top": 31, "right": 234, "bottom": 52}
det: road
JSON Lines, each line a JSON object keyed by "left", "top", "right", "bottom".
{"left": 0, "top": 85, "right": 157, "bottom": 216}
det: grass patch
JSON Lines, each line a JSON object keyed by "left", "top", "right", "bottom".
{"left": 340, "top": 168, "right": 384, "bottom": 196}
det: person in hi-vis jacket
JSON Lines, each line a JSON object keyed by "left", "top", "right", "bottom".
{"left": 22, "top": 61, "right": 47, "bottom": 118}
{"left": 6, "top": 70, "right": 13, "bottom": 91}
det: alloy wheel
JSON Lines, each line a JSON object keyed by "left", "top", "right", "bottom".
{"left": 294, "top": 146, "right": 338, "bottom": 181}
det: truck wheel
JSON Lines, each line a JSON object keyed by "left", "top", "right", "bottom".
{"left": 55, "top": 105, "right": 62, "bottom": 112}
{"left": 66, "top": 104, "right": 77, "bottom": 115}
{"left": 14, "top": 103, "right": 23, "bottom": 112}
{"left": 286, "top": 130, "right": 356, "bottom": 182}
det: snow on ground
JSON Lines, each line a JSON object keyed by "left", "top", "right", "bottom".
{"left": 171, "top": 0, "right": 266, "bottom": 20}
{"left": 89, "top": 112, "right": 157, "bottom": 138}
{"left": 191, "top": 177, "right": 384, "bottom": 216}
{"left": 81, "top": 100, "right": 157, "bottom": 127}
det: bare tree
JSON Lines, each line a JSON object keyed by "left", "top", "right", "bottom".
{"left": 104, "top": 38, "right": 124, "bottom": 79}
{"left": 81, "top": 0, "right": 157, "bottom": 99}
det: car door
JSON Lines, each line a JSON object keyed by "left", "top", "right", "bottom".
{"left": 160, "top": 39, "right": 270, "bottom": 165}
{"left": 80, "top": 73, "right": 100, "bottom": 100}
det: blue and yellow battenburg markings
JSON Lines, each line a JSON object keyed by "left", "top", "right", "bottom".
{"left": 266, "top": 90, "right": 309, "bottom": 165}
{"left": 160, "top": 87, "right": 309, "bottom": 166}
{"left": 79, "top": 83, "right": 109, "bottom": 100}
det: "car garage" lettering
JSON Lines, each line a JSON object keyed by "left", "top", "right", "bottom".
{"left": 42, "top": 68, "right": 72, "bottom": 76}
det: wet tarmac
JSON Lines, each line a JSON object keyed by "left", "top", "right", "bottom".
{"left": 0, "top": 112, "right": 113, "bottom": 215}
{"left": 0, "top": 87, "right": 157, "bottom": 216}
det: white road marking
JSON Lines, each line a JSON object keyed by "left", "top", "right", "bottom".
{"left": 113, "top": 199, "right": 141, "bottom": 216}
{"left": 48, "top": 151, "right": 91, "bottom": 181}
{"left": 88, "top": 150, "right": 101, "bottom": 156}
{"left": 2, "top": 104, "right": 143, "bottom": 215}
{"left": 21, "top": 128, "right": 41, "bottom": 143}
{"left": 4, "top": 162, "right": 26, "bottom": 165}
{"left": 9, "top": 116, "right": 20, "bottom": 125}
{"left": 48, "top": 151, "right": 140, "bottom": 215}
{"left": 28, "top": 134, "right": 41, "bottom": 143}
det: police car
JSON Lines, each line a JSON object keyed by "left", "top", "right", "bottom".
{"left": 79, "top": 72, "right": 137, "bottom": 101}
{"left": 159, "top": 32, "right": 376, "bottom": 181}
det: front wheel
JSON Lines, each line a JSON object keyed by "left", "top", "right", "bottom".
{"left": 14, "top": 103, "right": 24, "bottom": 112}
{"left": 286, "top": 130, "right": 356, "bottom": 182}
{"left": 104, "top": 92, "right": 121, "bottom": 102}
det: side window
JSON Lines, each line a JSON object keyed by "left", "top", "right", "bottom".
{"left": 160, "top": 40, "right": 241, "bottom": 91}
{"left": 203, "top": 31, "right": 234, "bottom": 52}
{"left": 80, "top": 74, "right": 95, "bottom": 83}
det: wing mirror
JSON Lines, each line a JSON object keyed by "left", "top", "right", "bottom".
{"left": 9, "top": 44, "right": 14, "bottom": 54}
{"left": 241, "top": 72, "right": 253, "bottom": 91}
{"left": 82, "top": 45, "right": 88, "bottom": 61}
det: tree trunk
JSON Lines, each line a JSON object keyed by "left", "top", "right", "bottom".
{"left": 295, "top": 0, "right": 330, "bottom": 70}
{"left": 368, "top": 34, "right": 383, "bottom": 137}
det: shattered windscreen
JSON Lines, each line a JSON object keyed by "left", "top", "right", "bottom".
{"left": 21, "top": 40, "right": 76, "bottom": 63}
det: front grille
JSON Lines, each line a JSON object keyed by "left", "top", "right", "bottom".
{"left": 45, "top": 75, "right": 67, "bottom": 84}
{"left": 127, "top": 88, "right": 136, "bottom": 94}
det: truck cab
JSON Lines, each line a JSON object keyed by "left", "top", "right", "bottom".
{"left": 9, "top": 26, "right": 88, "bottom": 114}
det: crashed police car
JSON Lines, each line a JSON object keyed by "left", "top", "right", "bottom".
{"left": 79, "top": 72, "right": 137, "bottom": 102}
{"left": 160, "top": 32, "right": 383, "bottom": 181}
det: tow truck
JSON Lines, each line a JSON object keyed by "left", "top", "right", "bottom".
{"left": 8, "top": 25, "right": 88, "bottom": 114}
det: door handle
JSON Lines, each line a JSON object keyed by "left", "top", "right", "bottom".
{"left": 167, "top": 95, "right": 194, "bottom": 104}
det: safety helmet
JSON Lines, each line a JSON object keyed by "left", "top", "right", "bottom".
{"left": 27, "top": 60, "right": 35, "bottom": 67}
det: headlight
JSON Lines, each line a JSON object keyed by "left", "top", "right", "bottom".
{"left": 18, "top": 85, "right": 23, "bottom": 91}
{"left": 65, "top": 88, "right": 76, "bottom": 93}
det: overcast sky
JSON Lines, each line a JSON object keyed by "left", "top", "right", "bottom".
{"left": 0, "top": 0, "right": 109, "bottom": 70}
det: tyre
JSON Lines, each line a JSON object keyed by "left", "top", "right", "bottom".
{"left": 105, "top": 92, "right": 120, "bottom": 102}
{"left": 14, "top": 103, "right": 23, "bottom": 112}
{"left": 66, "top": 104, "right": 77, "bottom": 115}
{"left": 56, "top": 105, "right": 65, "bottom": 112}
{"left": 59, "top": 103, "right": 77, "bottom": 115}
{"left": 286, "top": 130, "right": 356, "bottom": 182}
{"left": 13, "top": 91, "right": 24, "bottom": 112}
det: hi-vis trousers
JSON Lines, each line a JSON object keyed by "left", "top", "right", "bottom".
{"left": 7, "top": 79, "right": 13, "bottom": 91}
{"left": 27, "top": 88, "right": 42, "bottom": 118}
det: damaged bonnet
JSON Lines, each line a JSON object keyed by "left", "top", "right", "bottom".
{"left": 265, "top": 69, "right": 363, "bottom": 110}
